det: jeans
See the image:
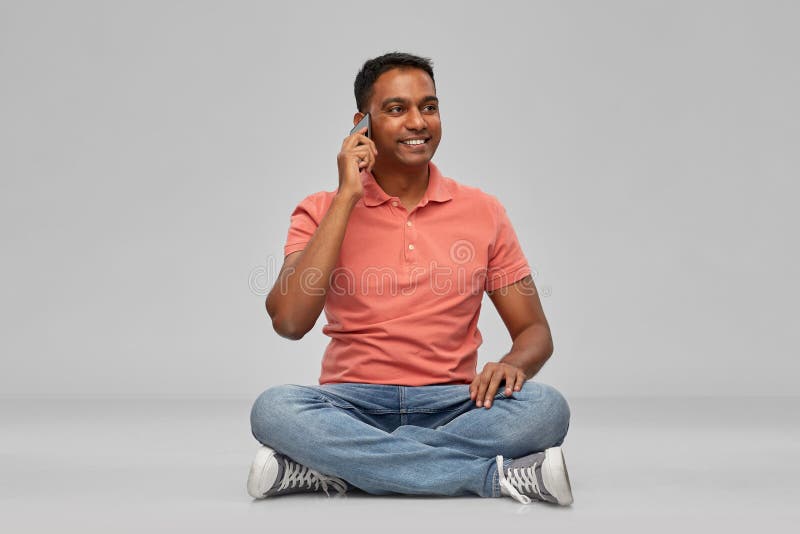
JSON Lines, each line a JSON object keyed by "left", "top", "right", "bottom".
{"left": 250, "top": 381, "right": 570, "bottom": 498}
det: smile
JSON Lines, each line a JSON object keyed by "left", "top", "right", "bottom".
{"left": 401, "top": 139, "right": 428, "bottom": 145}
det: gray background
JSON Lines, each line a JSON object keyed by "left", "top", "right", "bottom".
{"left": 2, "top": 0, "right": 798, "bottom": 400}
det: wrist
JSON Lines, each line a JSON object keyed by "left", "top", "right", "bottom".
{"left": 334, "top": 189, "right": 361, "bottom": 208}
{"left": 499, "top": 353, "right": 529, "bottom": 376}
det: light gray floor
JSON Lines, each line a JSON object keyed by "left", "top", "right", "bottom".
{"left": 1, "top": 396, "right": 797, "bottom": 533}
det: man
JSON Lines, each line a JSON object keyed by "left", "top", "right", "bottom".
{"left": 248, "top": 52, "right": 573, "bottom": 505}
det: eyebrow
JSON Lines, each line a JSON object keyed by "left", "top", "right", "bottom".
{"left": 380, "top": 95, "right": 439, "bottom": 108}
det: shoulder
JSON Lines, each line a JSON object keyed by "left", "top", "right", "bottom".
{"left": 440, "top": 173, "right": 505, "bottom": 219}
{"left": 291, "top": 189, "right": 337, "bottom": 221}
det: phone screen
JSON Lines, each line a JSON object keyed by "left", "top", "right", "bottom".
{"left": 350, "top": 113, "right": 371, "bottom": 138}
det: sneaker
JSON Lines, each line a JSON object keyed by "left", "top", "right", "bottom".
{"left": 496, "top": 446, "right": 574, "bottom": 505}
{"left": 247, "top": 446, "right": 348, "bottom": 499}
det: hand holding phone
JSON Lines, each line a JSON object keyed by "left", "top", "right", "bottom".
{"left": 337, "top": 113, "right": 377, "bottom": 200}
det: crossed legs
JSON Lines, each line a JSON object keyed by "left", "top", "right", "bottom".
{"left": 249, "top": 382, "right": 570, "bottom": 498}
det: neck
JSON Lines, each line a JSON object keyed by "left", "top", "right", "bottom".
{"left": 371, "top": 162, "right": 430, "bottom": 200}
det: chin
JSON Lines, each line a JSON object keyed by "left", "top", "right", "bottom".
{"left": 399, "top": 156, "right": 432, "bottom": 168}
{"left": 397, "top": 150, "right": 435, "bottom": 165}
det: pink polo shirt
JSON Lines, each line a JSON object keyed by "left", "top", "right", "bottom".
{"left": 284, "top": 162, "right": 531, "bottom": 386}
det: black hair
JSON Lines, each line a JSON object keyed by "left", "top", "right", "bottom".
{"left": 354, "top": 52, "right": 435, "bottom": 112}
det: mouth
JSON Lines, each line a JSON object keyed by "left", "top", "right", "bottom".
{"left": 399, "top": 137, "right": 430, "bottom": 147}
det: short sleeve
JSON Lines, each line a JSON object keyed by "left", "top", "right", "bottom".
{"left": 283, "top": 192, "right": 332, "bottom": 256}
{"left": 485, "top": 197, "right": 532, "bottom": 291}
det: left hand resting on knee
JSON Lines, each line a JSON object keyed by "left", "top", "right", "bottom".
{"left": 469, "top": 362, "right": 527, "bottom": 409}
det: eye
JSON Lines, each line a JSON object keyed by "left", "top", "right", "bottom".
{"left": 387, "top": 105, "right": 403, "bottom": 113}
{"left": 423, "top": 104, "right": 438, "bottom": 113}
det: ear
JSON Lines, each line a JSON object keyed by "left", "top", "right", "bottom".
{"left": 353, "top": 112, "right": 364, "bottom": 127}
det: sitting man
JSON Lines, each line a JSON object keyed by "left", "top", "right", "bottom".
{"left": 248, "top": 52, "right": 573, "bottom": 505}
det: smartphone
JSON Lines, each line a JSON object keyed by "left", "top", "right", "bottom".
{"left": 350, "top": 113, "right": 371, "bottom": 138}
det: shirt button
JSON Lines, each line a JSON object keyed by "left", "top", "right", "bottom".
{"left": 406, "top": 221, "right": 412, "bottom": 227}
{"left": 391, "top": 201, "right": 399, "bottom": 207}
{"left": 408, "top": 244, "right": 415, "bottom": 251}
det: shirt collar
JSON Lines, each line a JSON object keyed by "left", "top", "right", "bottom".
{"left": 360, "top": 162, "right": 453, "bottom": 208}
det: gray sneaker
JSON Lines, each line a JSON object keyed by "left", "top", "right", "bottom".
{"left": 247, "top": 446, "right": 348, "bottom": 499}
{"left": 496, "top": 446, "right": 574, "bottom": 505}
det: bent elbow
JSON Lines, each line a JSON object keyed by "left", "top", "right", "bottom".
{"left": 265, "top": 293, "right": 313, "bottom": 340}
{"left": 271, "top": 317, "right": 308, "bottom": 340}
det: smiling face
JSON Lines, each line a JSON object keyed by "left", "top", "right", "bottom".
{"left": 357, "top": 67, "right": 442, "bottom": 173}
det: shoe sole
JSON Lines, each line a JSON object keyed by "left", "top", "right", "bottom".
{"left": 247, "top": 446, "right": 279, "bottom": 499}
{"left": 543, "top": 446, "right": 574, "bottom": 505}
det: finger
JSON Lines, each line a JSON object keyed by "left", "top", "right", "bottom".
{"left": 514, "top": 371, "right": 526, "bottom": 391}
{"left": 362, "top": 149, "right": 375, "bottom": 172}
{"left": 352, "top": 133, "right": 373, "bottom": 148}
{"left": 342, "top": 134, "right": 358, "bottom": 151}
{"left": 351, "top": 145, "right": 373, "bottom": 157}
{"left": 365, "top": 145, "right": 376, "bottom": 168}
{"left": 349, "top": 127, "right": 368, "bottom": 141}
{"left": 365, "top": 137, "right": 378, "bottom": 156}
{"left": 484, "top": 372, "right": 505, "bottom": 409}
{"left": 343, "top": 131, "right": 369, "bottom": 150}
{"left": 504, "top": 369, "right": 517, "bottom": 396}
{"left": 351, "top": 146, "right": 373, "bottom": 169}
{"left": 470, "top": 374, "right": 483, "bottom": 400}
{"left": 475, "top": 368, "right": 493, "bottom": 407}
{"left": 351, "top": 132, "right": 378, "bottom": 156}
{"left": 474, "top": 373, "right": 485, "bottom": 406}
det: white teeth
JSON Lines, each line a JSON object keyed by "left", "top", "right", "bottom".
{"left": 402, "top": 139, "right": 426, "bottom": 145}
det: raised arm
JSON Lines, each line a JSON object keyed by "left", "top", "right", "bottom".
{"left": 265, "top": 127, "right": 377, "bottom": 339}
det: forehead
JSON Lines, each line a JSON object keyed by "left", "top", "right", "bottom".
{"left": 370, "top": 67, "right": 436, "bottom": 104}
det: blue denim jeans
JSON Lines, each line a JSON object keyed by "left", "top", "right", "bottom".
{"left": 250, "top": 381, "right": 570, "bottom": 498}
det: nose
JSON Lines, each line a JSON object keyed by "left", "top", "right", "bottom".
{"left": 405, "top": 107, "right": 425, "bottom": 131}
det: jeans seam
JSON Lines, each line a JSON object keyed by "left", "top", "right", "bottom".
{"left": 405, "top": 407, "right": 466, "bottom": 414}
{"left": 399, "top": 386, "right": 407, "bottom": 426}
{"left": 313, "top": 390, "right": 398, "bottom": 414}
{"left": 321, "top": 402, "right": 398, "bottom": 415}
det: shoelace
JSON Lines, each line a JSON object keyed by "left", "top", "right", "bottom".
{"left": 278, "top": 458, "right": 348, "bottom": 496}
{"left": 496, "top": 455, "right": 543, "bottom": 505}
